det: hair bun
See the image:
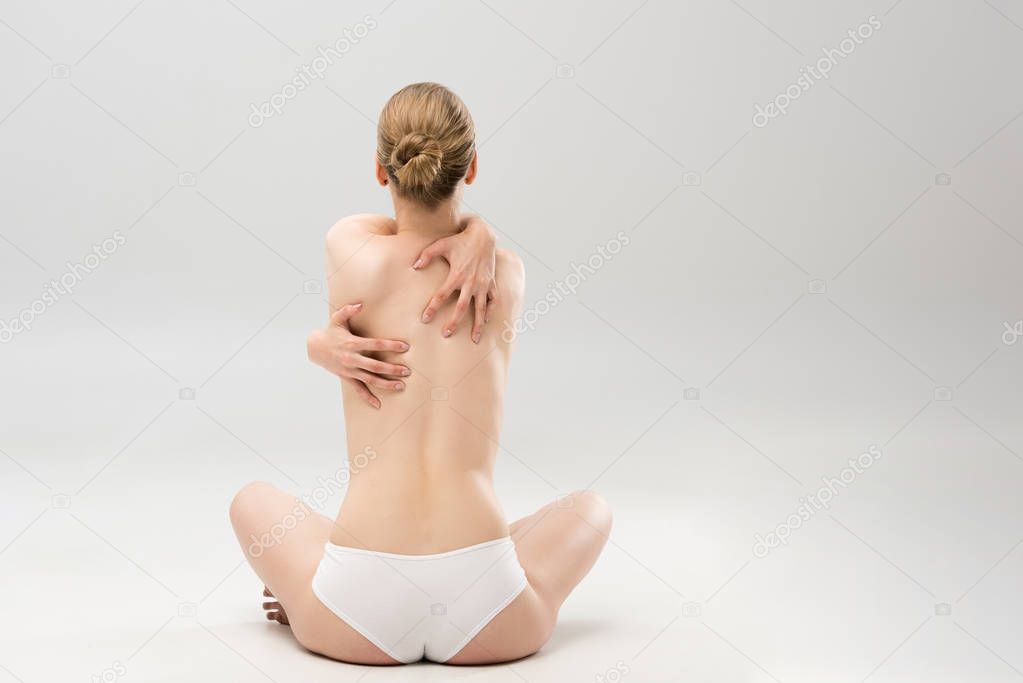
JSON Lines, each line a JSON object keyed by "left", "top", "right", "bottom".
{"left": 390, "top": 132, "right": 443, "bottom": 189}
{"left": 377, "top": 83, "right": 476, "bottom": 205}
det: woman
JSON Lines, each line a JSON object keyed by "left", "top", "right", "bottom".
{"left": 230, "top": 83, "right": 611, "bottom": 665}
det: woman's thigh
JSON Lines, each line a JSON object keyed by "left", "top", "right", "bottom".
{"left": 446, "top": 490, "right": 612, "bottom": 665}
{"left": 229, "top": 481, "right": 398, "bottom": 665}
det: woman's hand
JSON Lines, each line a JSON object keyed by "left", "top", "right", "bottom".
{"left": 413, "top": 216, "right": 497, "bottom": 343}
{"left": 306, "top": 303, "right": 411, "bottom": 409}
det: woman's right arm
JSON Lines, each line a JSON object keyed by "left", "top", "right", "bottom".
{"left": 306, "top": 302, "right": 411, "bottom": 409}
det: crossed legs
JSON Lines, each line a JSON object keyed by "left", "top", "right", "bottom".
{"left": 228, "top": 482, "right": 399, "bottom": 664}
{"left": 229, "top": 483, "right": 611, "bottom": 665}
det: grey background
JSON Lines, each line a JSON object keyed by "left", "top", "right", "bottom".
{"left": 1, "top": 0, "right": 1022, "bottom": 681}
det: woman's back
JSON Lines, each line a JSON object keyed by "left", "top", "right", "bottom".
{"left": 325, "top": 214, "right": 525, "bottom": 554}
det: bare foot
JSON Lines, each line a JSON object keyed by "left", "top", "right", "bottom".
{"left": 262, "top": 586, "right": 290, "bottom": 626}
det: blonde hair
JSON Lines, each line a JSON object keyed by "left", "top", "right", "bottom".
{"left": 377, "top": 83, "right": 476, "bottom": 206}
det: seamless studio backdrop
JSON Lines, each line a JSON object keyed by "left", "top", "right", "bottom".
{"left": 1, "top": 1, "right": 1022, "bottom": 682}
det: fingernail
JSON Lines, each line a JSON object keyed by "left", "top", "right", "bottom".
{"left": 394, "top": 383, "right": 404, "bottom": 391}
{"left": 399, "top": 342, "right": 410, "bottom": 351}
{"left": 472, "top": 333, "right": 480, "bottom": 343}
{"left": 443, "top": 328, "right": 452, "bottom": 338}
{"left": 354, "top": 303, "right": 362, "bottom": 310}
{"left": 412, "top": 259, "right": 423, "bottom": 269}
{"left": 422, "top": 312, "right": 431, "bottom": 323}
{"left": 402, "top": 368, "right": 411, "bottom": 376}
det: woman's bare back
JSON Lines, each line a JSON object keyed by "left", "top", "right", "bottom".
{"left": 324, "top": 214, "right": 525, "bottom": 554}
{"left": 230, "top": 215, "right": 609, "bottom": 665}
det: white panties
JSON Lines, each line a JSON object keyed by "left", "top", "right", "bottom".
{"left": 311, "top": 537, "right": 528, "bottom": 663}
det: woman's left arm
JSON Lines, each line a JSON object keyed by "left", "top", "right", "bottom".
{"left": 413, "top": 215, "right": 498, "bottom": 343}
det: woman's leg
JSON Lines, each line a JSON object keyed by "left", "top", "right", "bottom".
{"left": 447, "top": 490, "right": 612, "bottom": 664}
{"left": 228, "top": 481, "right": 399, "bottom": 665}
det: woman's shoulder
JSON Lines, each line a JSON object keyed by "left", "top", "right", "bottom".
{"left": 496, "top": 249, "right": 524, "bottom": 280}
{"left": 326, "top": 214, "right": 396, "bottom": 243}
{"left": 495, "top": 248, "right": 525, "bottom": 304}
{"left": 324, "top": 214, "right": 396, "bottom": 268}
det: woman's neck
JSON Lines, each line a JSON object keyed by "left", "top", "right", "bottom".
{"left": 393, "top": 198, "right": 461, "bottom": 238}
